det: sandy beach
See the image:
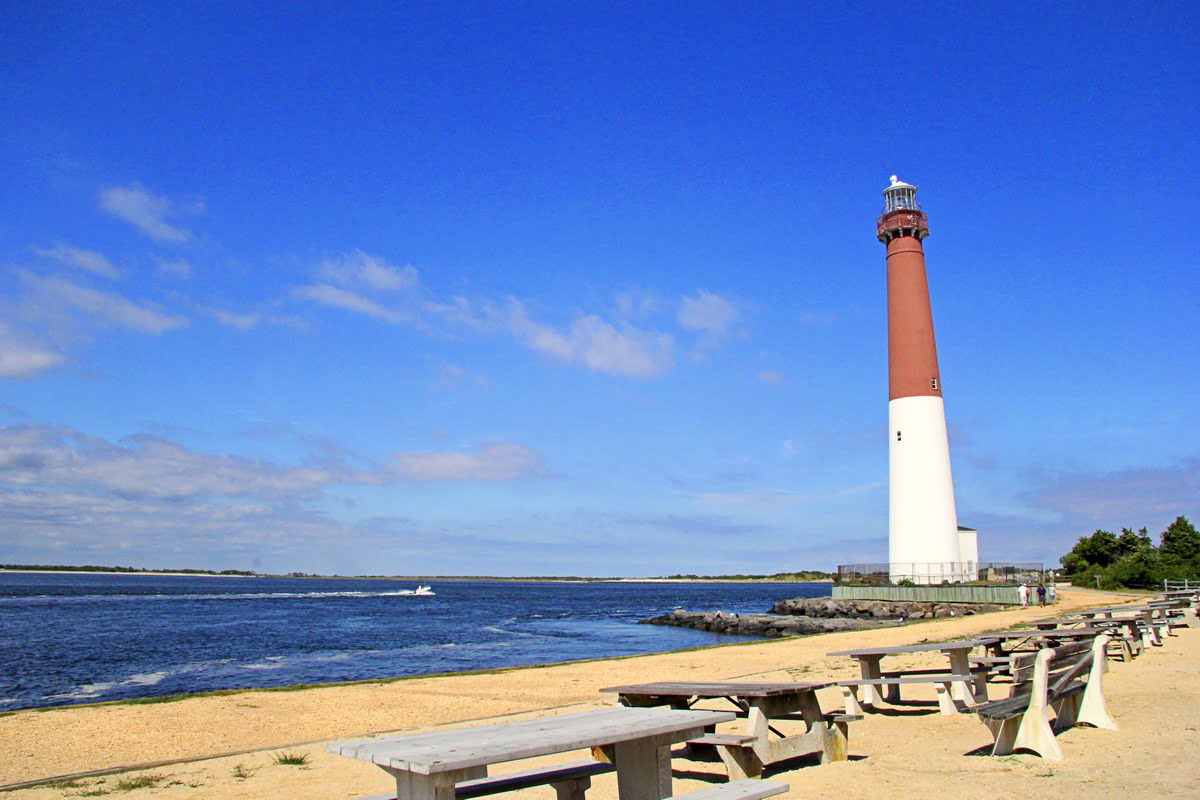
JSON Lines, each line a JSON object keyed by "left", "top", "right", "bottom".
{"left": 2, "top": 587, "right": 1196, "bottom": 799}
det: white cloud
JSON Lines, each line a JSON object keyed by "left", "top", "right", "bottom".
{"left": 506, "top": 299, "right": 674, "bottom": 378}
{"left": 677, "top": 290, "right": 738, "bottom": 336}
{"left": 98, "top": 183, "right": 195, "bottom": 242}
{"left": 155, "top": 257, "right": 192, "bottom": 278}
{"left": 392, "top": 442, "right": 543, "bottom": 481}
{"left": 293, "top": 284, "right": 413, "bottom": 324}
{"left": 0, "top": 324, "right": 66, "bottom": 378}
{"left": 32, "top": 244, "right": 121, "bottom": 279}
{"left": 1029, "top": 459, "right": 1200, "bottom": 526}
{"left": 614, "top": 288, "right": 662, "bottom": 319}
{"left": 0, "top": 425, "right": 351, "bottom": 500}
{"left": 209, "top": 308, "right": 262, "bottom": 331}
{"left": 22, "top": 273, "right": 187, "bottom": 334}
{"left": 318, "top": 250, "right": 419, "bottom": 291}
{"left": 758, "top": 370, "right": 785, "bottom": 384}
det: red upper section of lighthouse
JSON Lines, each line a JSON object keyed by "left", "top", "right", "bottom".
{"left": 877, "top": 209, "right": 930, "bottom": 242}
{"left": 881, "top": 176, "right": 942, "bottom": 401}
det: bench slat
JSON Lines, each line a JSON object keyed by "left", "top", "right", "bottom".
{"left": 840, "top": 674, "right": 975, "bottom": 686}
{"left": 688, "top": 733, "right": 757, "bottom": 747}
{"left": 676, "top": 779, "right": 789, "bottom": 800}
{"left": 456, "top": 761, "right": 615, "bottom": 799}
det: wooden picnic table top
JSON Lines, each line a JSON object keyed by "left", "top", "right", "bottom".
{"left": 982, "top": 627, "right": 1106, "bottom": 640}
{"left": 329, "top": 707, "right": 735, "bottom": 775}
{"left": 1071, "top": 605, "right": 1158, "bottom": 614}
{"left": 601, "top": 681, "right": 834, "bottom": 698}
{"left": 827, "top": 638, "right": 997, "bottom": 658}
{"left": 1033, "top": 617, "right": 1134, "bottom": 628}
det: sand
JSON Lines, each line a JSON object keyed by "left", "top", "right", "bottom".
{"left": 2, "top": 587, "right": 1196, "bottom": 799}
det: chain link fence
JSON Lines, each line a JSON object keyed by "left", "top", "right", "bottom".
{"left": 837, "top": 562, "right": 1048, "bottom": 586}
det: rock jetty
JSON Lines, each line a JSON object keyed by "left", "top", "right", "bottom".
{"left": 640, "top": 596, "right": 1004, "bottom": 637}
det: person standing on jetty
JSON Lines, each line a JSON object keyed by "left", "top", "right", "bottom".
{"left": 1018, "top": 583, "right": 1030, "bottom": 606}
{"left": 1037, "top": 584, "right": 1047, "bottom": 606}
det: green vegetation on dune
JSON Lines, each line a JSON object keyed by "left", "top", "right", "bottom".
{"left": 662, "top": 571, "right": 834, "bottom": 582}
{"left": 1060, "top": 515, "right": 1200, "bottom": 590}
{"left": 0, "top": 564, "right": 256, "bottom": 576}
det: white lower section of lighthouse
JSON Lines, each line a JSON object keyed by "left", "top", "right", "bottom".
{"left": 889, "top": 395, "right": 961, "bottom": 582}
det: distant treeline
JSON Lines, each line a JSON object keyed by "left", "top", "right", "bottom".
{"left": 1060, "top": 515, "right": 1199, "bottom": 590}
{"left": 0, "top": 564, "right": 257, "bottom": 576}
{"left": 662, "top": 571, "right": 834, "bottom": 581}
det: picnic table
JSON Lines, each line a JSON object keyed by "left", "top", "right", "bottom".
{"left": 979, "top": 628, "right": 1106, "bottom": 654}
{"left": 600, "top": 680, "right": 853, "bottom": 779}
{"left": 1029, "top": 617, "right": 1143, "bottom": 658}
{"left": 1069, "top": 606, "right": 1178, "bottom": 647}
{"left": 826, "top": 638, "right": 997, "bottom": 709}
{"left": 329, "top": 706, "right": 735, "bottom": 800}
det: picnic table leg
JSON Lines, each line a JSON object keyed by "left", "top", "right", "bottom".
{"left": 385, "top": 767, "right": 483, "bottom": 800}
{"left": 946, "top": 650, "right": 977, "bottom": 704}
{"left": 611, "top": 735, "right": 675, "bottom": 800}
{"left": 857, "top": 655, "right": 885, "bottom": 707}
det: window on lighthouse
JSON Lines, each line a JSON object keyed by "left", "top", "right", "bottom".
{"left": 931, "top": 378, "right": 938, "bottom": 390}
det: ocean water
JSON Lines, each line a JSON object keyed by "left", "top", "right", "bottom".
{"left": 0, "top": 572, "right": 830, "bottom": 711}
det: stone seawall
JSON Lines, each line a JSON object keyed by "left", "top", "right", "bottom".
{"left": 770, "top": 596, "right": 1004, "bottom": 621}
{"left": 640, "top": 596, "right": 1004, "bottom": 637}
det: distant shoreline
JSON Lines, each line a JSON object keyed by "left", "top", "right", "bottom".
{"left": 0, "top": 568, "right": 832, "bottom": 584}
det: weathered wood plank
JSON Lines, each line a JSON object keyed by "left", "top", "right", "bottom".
{"left": 602, "top": 681, "right": 832, "bottom": 697}
{"left": 329, "top": 707, "right": 734, "bottom": 775}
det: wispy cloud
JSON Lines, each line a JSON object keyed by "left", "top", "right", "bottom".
{"left": 1028, "top": 458, "right": 1200, "bottom": 527}
{"left": 506, "top": 299, "right": 674, "bottom": 378}
{"left": 677, "top": 290, "right": 738, "bottom": 336}
{"left": 98, "top": 183, "right": 197, "bottom": 242}
{"left": 154, "top": 257, "right": 192, "bottom": 278}
{"left": 318, "top": 250, "right": 419, "bottom": 291}
{"left": 758, "top": 369, "right": 785, "bottom": 384}
{"left": 293, "top": 283, "right": 413, "bottom": 324}
{"left": 32, "top": 244, "right": 121, "bottom": 279}
{"left": 289, "top": 251, "right": 739, "bottom": 379}
{"left": 0, "top": 324, "right": 66, "bottom": 378}
{"left": 392, "top": 442, "right": 544, "bottom": 481}
{"left": 22, "top": 273, "right": 187, "bottom": 334}
{"left": 208, "top": 308, "right": 262, "bottom": 331}
{"left": 0, "top": 425, "right": 360, "bottom": 501}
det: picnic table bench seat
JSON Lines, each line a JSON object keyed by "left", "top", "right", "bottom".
{"left": 348, "top": 761, "right": 616, "bottom": 800}
{"left": 967, "top": 635, "right": 1115, "bottom": 760}
{"left": 838, "top": 672, "right": 984, "bottom": 716}
{"left": 350, "top": 776, "right": 789, "bottom": 800}
{"left": 970, "top": 655, "right": 1016, "bottom": 676}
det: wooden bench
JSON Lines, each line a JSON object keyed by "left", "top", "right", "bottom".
{"left": 838, "top": 671, "right": 985, "bottom": 715}
{"left": 968, "top": 635, "right": 1115, "bottom": 760}
{"left": 351, "top": 773, "right": 787, "bottom": 800}
{"left": 350, "top": 761, "right": 615, "bottom": 800}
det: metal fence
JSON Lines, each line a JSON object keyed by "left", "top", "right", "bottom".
{"left": 837, "top": 562, "right": 1047, "bottom": 586}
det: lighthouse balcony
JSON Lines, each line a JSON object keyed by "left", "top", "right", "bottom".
{"left": 876, "top": 209, "right": 930, "bottom": 242}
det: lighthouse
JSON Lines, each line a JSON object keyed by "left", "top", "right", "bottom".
{"left": 878, "top": 176, "right": 969, "bottom": 582}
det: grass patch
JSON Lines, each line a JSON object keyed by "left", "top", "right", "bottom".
{"left": 114, "top": 773, "right": 166, "bottom": 791}
{"left": 272, "top": 750, "right": 310, "bottom": 766}
{"left": 231, "top": 764, "right": 258, "bottom": 781}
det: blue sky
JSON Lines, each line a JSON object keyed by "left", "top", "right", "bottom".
{"left": 1, "top": 3, "right": 1197, "bottom": 576}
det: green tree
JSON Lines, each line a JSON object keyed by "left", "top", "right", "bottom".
{"left": 1075, "top": 529, "right": 1119, "bottom": 567}
{"left": 1114, "top": 527, "right": 1154, "bottom": 559}
{"left": 1160, "top": 516, "right": 1200, "bottom": 561}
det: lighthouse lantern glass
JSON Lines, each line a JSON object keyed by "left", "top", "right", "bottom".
{"left": 884, "top": 186, "right": 919, "bottom": 213}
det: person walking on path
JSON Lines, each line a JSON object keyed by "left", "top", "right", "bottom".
{"left": 1018, "top": 583, "right": 1030, "bottom": 606}
{"left": 1037, "top": 584, "right": 1047, "bottom": 606}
